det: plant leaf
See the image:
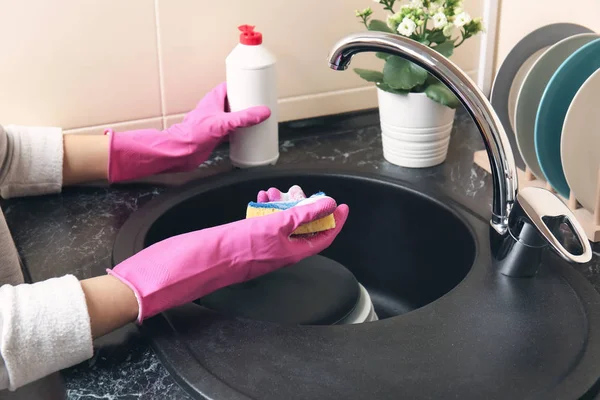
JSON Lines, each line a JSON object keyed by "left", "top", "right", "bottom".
{"left": 376, "top": 52, "right": 390, "bottom": 60}
{"left": 353, "top": 68, "right": 384, "bottom": 83}
{"left": 411, "top": 83, "right": 427, "bottom": 93}
{"left": 432, "top": 41, "right": 455, "bottom": 58}
{"left": 425, "top": 73, "right": 439, "bottom": 86}
{"left": 428, "top": 30, "right": 446, "bottom": 44}
{"left": 368, "top": 19, "right": 394, "bottom": 33}
{"left": 383, "top": 56, "right": 428, "bottom": 90}
{"left": 425, "top": 83, "right": 460, "bottom": 109}
{"left": 376, "top": 82, "right": 409, "bottom": 95}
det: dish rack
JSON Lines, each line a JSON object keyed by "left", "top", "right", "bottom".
{"left": 473, "top": 150, "right": 600, "bottom": 243}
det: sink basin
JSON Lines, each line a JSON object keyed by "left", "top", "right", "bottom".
{"left": 112, "top": 166, "right": 600, "bottom": 400}
{"left": 140, "top": 170, "right": 475, "bottom": 319}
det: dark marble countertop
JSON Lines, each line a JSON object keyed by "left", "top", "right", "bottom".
{"left": 2, "top": 109, "right": 599, "bottom": 399}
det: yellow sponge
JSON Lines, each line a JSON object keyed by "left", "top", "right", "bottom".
{"left": 246, "top": 192, "right": 336, "bottom": 235}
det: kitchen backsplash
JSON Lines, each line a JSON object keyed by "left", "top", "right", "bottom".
{"left": 0, "top": 0, "right": 482, "bottom": 135}
{"left": 495, "top": 0, "right": 600, "bottom": 72}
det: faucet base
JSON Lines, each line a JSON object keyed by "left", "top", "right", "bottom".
{"left": 493, "top": 219, "right": 546, "bottom": 278}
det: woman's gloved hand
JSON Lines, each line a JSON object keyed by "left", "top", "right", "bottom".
{"left": 105, "top": 83, "right": 270, "bottom": 183}
{"left": 107, "top": 189, "right": 349, "bottom": 323}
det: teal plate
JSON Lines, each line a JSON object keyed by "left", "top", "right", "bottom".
{"left": 535, "top": 37, "right": 600, "bottom": 197}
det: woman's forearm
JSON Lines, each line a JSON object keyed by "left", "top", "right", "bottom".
{"left": 80, "top": 275, "right": 139, "bottom": 338}
{"left": 0, "top": 275, "right": 100, "bottom": 390}
{"left": 62, "top": 134, "right": 109, "bottom": 186}
{"left": 63, "top": 135, "right": 139, "bottom": 336}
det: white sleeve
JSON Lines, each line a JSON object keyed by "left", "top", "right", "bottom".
{"left": 0, "top": 275, "right": 93, "bottom": 391}
{"left": 0, "top": 125, "right": 64, "bottom": 199}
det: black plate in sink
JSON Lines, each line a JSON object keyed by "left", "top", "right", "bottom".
{"left": 198, "top": 255, "right": 362, "bottom": 326}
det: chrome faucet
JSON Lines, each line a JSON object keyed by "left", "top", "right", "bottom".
{"left": 327, "top": 31, "right": 592, "bottom": 273}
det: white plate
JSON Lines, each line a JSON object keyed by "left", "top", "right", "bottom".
{"left": 560, "top": 68, "right": 600, "bottom": 212}
{"left": 507, "top": 47, "right": 547, "bottom": 132}
{"left": 490, "top": 23, "right": 594, "bottom": 170}
{"left": 514, "top": 33, "right": 599, "bottom": 180}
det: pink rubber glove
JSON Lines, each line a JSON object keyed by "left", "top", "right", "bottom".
{"left": 107, "top": 191, "right": 350, "bottom": 323}
{"left": 105, "top": 83, "right": 271, "bottom": 183}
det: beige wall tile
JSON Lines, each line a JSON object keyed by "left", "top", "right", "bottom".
{"left": 451, "top": 0, "right": 483, "bottom": 72}
{"left": 279, "top": 87, "right": 378, "bottom": 122}
{"left": 164, "top": 114, "right": 185, "bottom": 129}
{"left": 1, "top": 0, "right": 485, "bottom": 132}
{"left": 495, "top": 1, "right": 599, "bottom": 72}
{"left": 0, "top": 0, "right": 162, "bottom": 129}
{"left": 157, "top": 0, "right": 484, "bottom": 118}
{"left": 64, "top": 117, "right": 163, "bottom": 135}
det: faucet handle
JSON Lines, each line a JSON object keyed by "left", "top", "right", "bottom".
{"left": 513, "top": 187, "right": 592, "bottom": 264}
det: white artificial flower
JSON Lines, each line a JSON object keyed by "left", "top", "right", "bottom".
{"left": 386, "top": 14, "right": 396, "bottom": 29}
{"left": 432, "top": 12, "right": 448, "bottom": 29}
{"left": 454, "top": 12, "right": 471, "bottom": 27}
{"left": 410, "top": 0, "right": 424, "bottom": 8}
{"left": 443, "top": 23, "right": 455, "bottom": 37}
{"left": 397, "top": 17, "right": 417, "bottom": 36}
{"left": 390, "top": 11, "right": 404, "bottom": 23}
{"left": 430, "top": 0, "right": 444, "bottom": 12}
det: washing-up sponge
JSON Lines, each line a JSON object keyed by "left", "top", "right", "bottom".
{"left": 246, "top": 192, "right": 336, "bottom": 235}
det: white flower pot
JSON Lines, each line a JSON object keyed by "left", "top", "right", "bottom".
{"left": 377, "top": 88, "right": 456, "bottom": 168}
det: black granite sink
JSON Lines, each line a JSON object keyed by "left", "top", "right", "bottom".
{"left": 138, "top": 169, "right": 475, "bottom": 321}
{"left": 112, "top": 166, "right": 600, "bottom": 400}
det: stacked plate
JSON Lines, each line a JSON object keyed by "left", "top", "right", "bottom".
{"left": 491, "top": 23, "right": 600, "bottom": 214}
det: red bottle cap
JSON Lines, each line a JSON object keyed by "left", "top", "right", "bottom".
{"left": 239, "top": 25, "right": 263, "bottom": 46}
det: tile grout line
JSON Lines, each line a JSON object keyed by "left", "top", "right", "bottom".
{"left": 63, "top": 116, "right": 164, "bottom": 134}
{"left": 278, "top": 86, "right": 376, "bottom": 103}
{"left": 162, "top": 87, "right": 378, "bottom": 122}
{"left": 277, "top": 69, "right": 478, "bottom": 103}
{"left": 65, "top": 69, "right": 478, "bottom": 132}
{"left": 153, "top": 0, "right": 167, "bottom": 130}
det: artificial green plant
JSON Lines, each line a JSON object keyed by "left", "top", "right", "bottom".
{"left": 354, "top": 0, "right": 484, "bottom": 109}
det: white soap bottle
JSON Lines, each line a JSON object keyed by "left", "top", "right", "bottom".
{"left": 226, "top": 24, "right": 279, "bottom": 168}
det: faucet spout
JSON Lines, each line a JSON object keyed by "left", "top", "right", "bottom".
{"left": 328, "top": 31, "right": 517, "bottom": 235}
{"left": 328, "top": 31, "right": 592, "bottom": 268}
